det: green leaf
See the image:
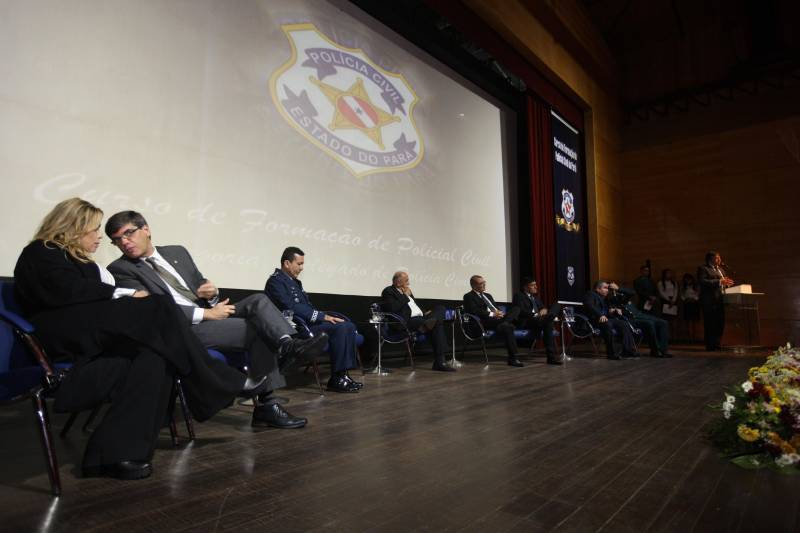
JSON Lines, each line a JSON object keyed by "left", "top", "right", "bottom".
{"left": 730, "top": 454, "right": 770, "bottom": 469}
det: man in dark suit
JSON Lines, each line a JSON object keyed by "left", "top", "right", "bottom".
{"left": 105, "top": 211, "right": 327, "bottom": 429}
{"left": 381, "top": 271, "right": 455, "bottom": 372}
{"left": 582, "top": 280, "right": 637, "bottom": 359}
{"left": 463, "top": 275, "right": 523, "bottom": 367}
{"left": 697, "top": 251, "right": 734, "bottom": 351}
{"left": 633, "top": 265, "right": 658, "bottom": 314}
{"left": 512, "top": 277, "right": 560, "bottom": 364}
{"left": 265, "top": 247, "right": 362, "bottom": 393}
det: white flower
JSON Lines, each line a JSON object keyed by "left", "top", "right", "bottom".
{"left": 775, "top": 453, "right": 800, "bottom": 467}
{"left": 741, "top": 381, "right": 754, "bottom": 392}
{"left": 722, "top": 394, "right": 736, "bottom": 419}
{"left": 725, "top": 393, "right": 735, "bottom": 404}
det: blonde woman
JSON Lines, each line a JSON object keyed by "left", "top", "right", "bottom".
{"left": 13, "top": 198, "right": 260, "bottom": 480}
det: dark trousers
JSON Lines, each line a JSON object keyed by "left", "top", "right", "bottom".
{"left": 407, "top": 305, "right": 449, "bottom": 365}
{"left": 55, "top": 347, "right": 174, "bottom": 468}
{"left": 479, "top": 307, "right": 520, "bottom": 357}
{"left": 519, "top": 315, "right": 556, "bottom": 357}
{"left": 310, "top": 320, "right": 358, "bottom": 372}
{"left": 598, "top": 317, "right": 636, "bottom": 356}
{"left": 701, "top": 298, "right": 725, "bottom": 349}
{"left": 634, "top": 316, "right": 669, "bottom": 354}
{"left": 193, "top": 293, "right": 294, "bottom": 391}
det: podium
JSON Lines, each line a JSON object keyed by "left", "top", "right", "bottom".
{"left": 723, "top": 285, "right": 764, "bottom": 347}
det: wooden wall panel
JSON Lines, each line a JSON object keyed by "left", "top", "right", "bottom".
{"left": 621, "top": 115, "right": 800, "bottom": 347}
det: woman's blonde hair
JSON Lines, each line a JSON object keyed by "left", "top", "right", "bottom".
{"left": 33, "top": 198, "right": 103, "bottom": 263}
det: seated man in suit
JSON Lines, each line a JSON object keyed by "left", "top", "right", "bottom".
{"left": 582, "top": 280, "right": 637, "bottom": 359}
{"left": 105, "top": 211, "right": 327, "bottom": 429}
{"left": 381, "top": 271, "right": 455, "bottom": 372}
{"left": 609, "top": 282, "right": 672, "bottom": 358}
{"left": 512, "top": 277, "right": 560, "bottom": 365}
{"left": 265, "top": 247, "right": 362, "bottom": 393}
{"left": 463, "top": 275, "right": 523, "bottom": 367}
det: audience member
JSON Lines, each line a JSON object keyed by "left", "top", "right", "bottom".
{"left": 463, "top": 275, "right": 523, "bottom": 367}
{"left": 266, "top": 247, "right": 363, "bottom": 392}
{"left": 680, "top": 273, "right": 701, "bottom": 341}
{"left": 105, "top": 211, "right": 324, "bottom": 429}
{"left": 381, "top": 271, "right": 455, "bottom": 372}
{"left": 633, "top": 265, "right": 658, "bottom": 314}
{"left": 511, "top": 277, "right": 560, "bottom": 364}
{"left": 582, "top": 280, "right": 637, "bottom": 359}
{"left": 13, "top": 198, "right": 256, "bottom": 480}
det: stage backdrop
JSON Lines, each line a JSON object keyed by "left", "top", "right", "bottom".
{"left": 0, "top": 0, "right": 516, "bottom": 300}
{"left": 551, "top": 111, "right": 587, "bottom": 302}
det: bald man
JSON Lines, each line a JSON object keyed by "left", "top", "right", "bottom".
{"left": 380, "top": 271, "right": 455, "bottom": 371}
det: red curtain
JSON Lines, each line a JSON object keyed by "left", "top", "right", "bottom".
{"left": 527, "top": 94, "right": 556, "bottom": 304}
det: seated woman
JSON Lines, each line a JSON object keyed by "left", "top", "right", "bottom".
{"left": 13, "top": 198, "right": 261, "bottom": 480}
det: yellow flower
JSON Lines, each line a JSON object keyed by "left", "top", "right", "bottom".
{"left": 737, "top": 425, "right": 760, "bottom": 442}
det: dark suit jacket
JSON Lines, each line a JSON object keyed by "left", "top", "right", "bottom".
{"left": 463, "top": 290, "right": 500, "bottom": 319}
{"left": 582, "top": 290, "right": 609, "bottom": 326}
{"left": 380, "top": 285, "right": 420, "bottom": 322}
{"left": 108, "top": 245, "right": 213, "bottom": 323}
{"left": 512, "top": 291, "right": 544, "bottom": 320}
{"left": 696, "top": 264, "right": 724, "bottom": 303}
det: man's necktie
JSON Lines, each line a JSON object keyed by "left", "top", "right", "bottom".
{"left": 480, "top": 292, "right": 497, "bottom": 311}
{"left": 145, "top": 257, "right": 197, "bottom": 303}
{"left": 529, "top": 293, "right": 537, "bottom": 312}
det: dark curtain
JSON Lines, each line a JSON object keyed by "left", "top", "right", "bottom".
{"left": 527, "top": 94, "right": 556, "bottom": 305}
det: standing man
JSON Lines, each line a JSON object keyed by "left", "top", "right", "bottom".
{"left": 512, "top": 277, "right": 560, "bottom": 365}
{"left": 463, "top": 275, "right": 523, "bottom": 367}
{"left": 381, "top": 271, "right": 455, "bottom": 372}
{"left": 582, "top": 280, "right": 637, "bottom": 359}
{"left": 633, "top": 265, "right": 658, "bottom": 314}
{"left": 697, "top": 251, "right": 734, "bottom": 351}
{"left": 105, "top": 211, "right": 327, "bottom": 429}
{"left": 265, "top": 247, "right": 362, "bottom": 393}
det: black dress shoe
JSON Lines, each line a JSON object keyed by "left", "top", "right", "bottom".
{"left": 660, "top": 350, "right": 673, "bottom": 358}
{"left": 327, "top": 375, "right": 359, "bottom": 393}
{"left": 622, "top": 352, "right": 640, "bottom": 359}
{"left": 608, "top": 354, "right": 622, "bottom": 360}
{"left": 546, "top": 357, "right": 564, "bottom": 365}
{"left": 83, "top": 460, "right": 152, "bottom": 480}
{"left": 278, "top": 333, "right": 329, "bottom": 372}
{"left": 252, "top": 403, "right": 307, "bottom": 429}
{"left": 344, "top": 374, "right": 364, "bottom": 389}
{"left": 507, "top": 357, "right": 524, "bottom": 367}
{"left": 432, "top": 362, "right": 456, "bottom": 372}
{"left": 240, "top": 375, "right": 269, "bottom": 398}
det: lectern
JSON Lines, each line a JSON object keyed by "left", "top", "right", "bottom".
{"left": 723, "top": 284, "right": 764, "bottom": 346}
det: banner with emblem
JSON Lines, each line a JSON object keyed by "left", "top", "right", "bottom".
{"left": 270, "top": 23, "right": 423, "bottom": 178}
{"left": 551, "top": 110, "right": 587, "bottom": 301}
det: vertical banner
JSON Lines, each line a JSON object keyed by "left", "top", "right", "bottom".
{"left": 551, "top": 110, "right": 586, "bottom": 302}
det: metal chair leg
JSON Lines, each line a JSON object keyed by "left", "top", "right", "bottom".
{"left": 312, "top": 360, "right": 324, "bottom": 394}
{"left": 405, "top": 339, "right": 415, "bottom": 369}
{"left": 175, "top": 378, "right": 195, "bottom": 441}
{"left": 481, "top": 338, "right": 489, "bottom": 365}
{"left": 32, "top": 391, "right": 61, "bottom": 496}
{"left": 168, "top": 413, "right": 179, "bottom": 447}
{"left": 60, "top": 412, "right": 79, "bottom": 438}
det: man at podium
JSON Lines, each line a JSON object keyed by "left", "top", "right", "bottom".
{"left": 697, "top": 251, "right": 734, "bottom": 351}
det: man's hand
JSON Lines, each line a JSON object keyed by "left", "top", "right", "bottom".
{"left": 203, "top": 298, "right": 235, "bottom": 321}
{"left": 196, "top": 280, "right": 218, "bottom": 300}
{"left": 722, "top": 277, "right": 735, "bottom": 288}
{"left": 133, "top": 290, "right": 149, "bottom": 298}
{"left": 609, "top": 282, "right": 619, "bottom": 290}
{"left": 324, "top": 315, "right": 344, "bottom": 324}
{"left": 538, "top": 308, "right": 548, "bottom": 317}
{"left": 493, "top": 310, "right": 505, "bottom": 318}
{"left": 599, "top": 316, "right": 609, "bottom": 323}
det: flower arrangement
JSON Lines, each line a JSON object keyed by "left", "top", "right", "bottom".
{"left": 709, "top": 343, "right": 800, "bottom": 472}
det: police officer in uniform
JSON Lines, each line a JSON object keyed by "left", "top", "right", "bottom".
{"left": 265, "top": 247, "right": 362, "bottom": 392}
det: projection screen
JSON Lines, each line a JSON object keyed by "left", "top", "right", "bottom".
{"left": 0, "top": 0, "right": 516, "bottom": 300}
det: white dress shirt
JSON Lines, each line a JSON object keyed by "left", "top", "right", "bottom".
{"left": 142, "top": 249, "right": 211, "bottom": 324}
{"left": 97, "top": 264, "right": 136, "bottom": 299}
{"left": 399, "top": 288, "right": 424, "bottom": 318}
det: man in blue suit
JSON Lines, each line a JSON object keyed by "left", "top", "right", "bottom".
{"left": 265, "top": 247, "right": 362, "bottom": 393}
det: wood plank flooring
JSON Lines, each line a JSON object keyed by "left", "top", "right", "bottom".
{"left": 2, "top": 346, "right": 797, "bottom": 533}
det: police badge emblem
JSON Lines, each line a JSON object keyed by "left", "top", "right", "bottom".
{"left": 555, "top": 188, "right": 581, "bottom": 232}
{"left": 567, "top": 266, "right": 576, "bottom": 287}
{"left": 270, "top": 23, "right": 423, "bottom": 177}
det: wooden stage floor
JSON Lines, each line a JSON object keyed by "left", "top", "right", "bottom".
{"left": 2, "top": 345, "right": 798, "bottom": 532}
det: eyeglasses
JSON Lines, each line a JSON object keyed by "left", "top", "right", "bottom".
{"left": 110, "top": 227, "right": 141, "bottom": 246}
